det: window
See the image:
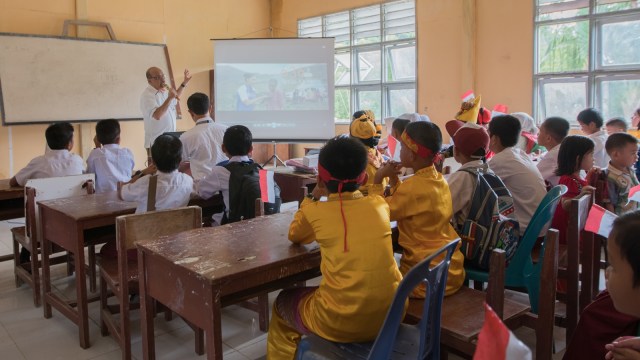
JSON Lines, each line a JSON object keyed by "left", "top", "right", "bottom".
{"left": 534, "top": 0, "right": 640, "bottom": 125}
{"left": 298, "top": 0, "right": 416, "bottom": 122}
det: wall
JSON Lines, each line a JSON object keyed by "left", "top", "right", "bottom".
{"left": 0, "top": 0, "right": 271, "bottom": 178}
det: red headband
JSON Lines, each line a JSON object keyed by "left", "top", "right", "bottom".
{"left": 400, "top": 131, "right": 444, "bottom": 165}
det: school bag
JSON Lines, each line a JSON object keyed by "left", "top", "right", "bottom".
{"left": 221, "top": 161, "right": 281, "bottom": 224}
{"left": 455, "top": 165, "right": 521, "bottom": 270}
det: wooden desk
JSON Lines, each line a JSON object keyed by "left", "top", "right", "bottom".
{"left": 137, "top": 211, "right": 321, "bottom": 360}
{"left": 272, "top": 167, "right": 317, "bottom": 203}
{"left": 0, "top": 179, "right": 24, "bottom": 262}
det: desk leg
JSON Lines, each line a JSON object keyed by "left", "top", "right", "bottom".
{"left": 140, "top": 251, "right": 156, "bottom": 360}
{"left": 206, "top": 287, "right": 223, "bottom": 360}
{"left": 74, "top": 228, "right": 90, "bottom": 349}
{"left": 42, "top": 215, "right": 53, "bottom": 319}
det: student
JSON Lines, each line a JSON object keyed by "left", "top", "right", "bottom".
{"left": 537, "top": 117, "right": 570, "bottom": 187}
{"left": 372, "top": 121, "right": 464, "bottom": 297}
{"left": 488, "top": 115, "right": 547, "bottom": 232}
{"left": 444, "top": 120, "right": 490, "bottom": 224}
{"left": 179, "top": 92, "right": 228, "bottom": 180}
{"left": 511, "top": 112, "right": 542, "bottom": 154}
{"left": 563, "top": 212, "right": 640, "bottom": 360}
{"left": 578, "top": 107, "right": 610, "bottom": 168}
{"left": 267, "top": 137, "right": 402, "bottom": 359}
{"left": 86, "top": 119, "right": 135, "bottom": 193}
{"left": 605, "top": 133, "right": 639, "bottom": 215}
{"left": 391, "top": 118, "right": 411, "bottom": 140}
{"left": 10, "top": 122, "right": 83, "bottom": 187}
{"left": 349, "top": 111, "right": 385, "bottom": 195}
{"left": 606, "top": 117, "right": 629, "bottom": 135}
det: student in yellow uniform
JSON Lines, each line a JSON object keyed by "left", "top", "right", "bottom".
{"left": 349, "top": 110, "right": 386, "bottom": 195}
{"left": 372, "top": 121, "right": 464, "bottom": 298}
{"left": 267, "top": 137, "right": 403, "bottom": 360}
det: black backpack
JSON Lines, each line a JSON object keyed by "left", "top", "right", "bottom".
{"left": 221, "top": 161, "right": 281, "bottom": 224}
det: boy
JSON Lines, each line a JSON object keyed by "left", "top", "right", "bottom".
{"left": 488, "top": 115, "right": 547, "bottom": 232}
{"left": 605, "top": 133, "right": 639, "bottom": 215}
{"left": 267, "top": 137, "right": 402, "bottom": 359}
{"left": 606, "top": 117, "right": 629, "bottom": 135}
{"left": 86, "top": 119, "right": 135, "bottom": 193}
{"left": 179, "top": 93, "right": 228, "bottom": 180}
{"left": 391, "top": 118, "right": 411, "bottom": 140}
{"left": 349, "top": 112, "right": 385, "bottom": 195}
{"left": 444, "top": 120, "right": 490, "bottom": 225}
{"left": 372, "top": 121, "right": 464, "bottom": 297}
{"left": 119, "top": 134, "right": 192, "bottom": 214}
{"left": 578, "top": 108, "right": 610, "bottom": 168}
{"left": 10, "top": 122, "right": 83, "bottom": 187}
{"left": 537, "top": 117, "right": 570, "bottom": 187}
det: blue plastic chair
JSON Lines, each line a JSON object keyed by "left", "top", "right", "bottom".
{"left": 294, "top": 239, "right": 461, "bottom": 360}
{"left": 466, "top": 185, "right": 567, "bottom": 313}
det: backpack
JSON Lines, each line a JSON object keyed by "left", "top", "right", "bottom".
{"left": 221, "top": 161, "right": 281, "bottom": 224}
{"left": 454, "top": 165, "right": 521, "bottom": 270}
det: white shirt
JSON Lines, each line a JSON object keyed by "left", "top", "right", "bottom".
{"left": 195, "top": 155, "right": 250, "bottom": 225}
{"left": 489, "top": 147, "right": 547, "bottom": 231}
{"left": 140, "top": 85, "right": 177, "bottom": 148}
{"left": 121, "top": 170, "right": 193, "bottom": 214}
{"left": 179, "top": 117, "right": 228, "bottom": 180}
{"left": 445, "top": 160, "right": 486, "bottom": 222}
{"left": 589, "top": 130, "right": 610, "bottom": 168}
{"left": 536, "top": 145, "right": 560, "bottom": 187}
{"left": 14, "top": 149, "right": 84, "bottom": 186}
{"left": 86, "top": 144, "right": 135, "bottom": 193}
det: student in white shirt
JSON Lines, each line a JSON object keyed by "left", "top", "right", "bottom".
{"left": 10, "top": 122, "right": 83, "bottom": 187}
{"left": 179, "top": 93, "right": 228, "bottom": 180}
{"left": 86, "top": 119, "right": 135, "bottom": 193}
{"left": 536, "top": 117, "right": 570, "bottom": 188}
{"left": 577, "top": 108, "right": 610, "bottom": 168}
{"left": 488, "top": 115, "right": 547, "bottom": 232}
{"left": 444, "top": 120, "right": 491, "bottom": 226}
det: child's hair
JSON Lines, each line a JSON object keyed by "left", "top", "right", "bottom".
{"left": 488, "top": 115, "right": 521, "bottom": 148}
{"left": 404, "top": 121, "right": 442, "bottom": 158}
{"left": 223, "top": 125, "right": 252, "bottom": 156}
{"left": 187, "top": 93, "right": 210, "bottom": 116}
{"left": 555, "top": 135, "right": 595, "bottom": 176}
{"left": 319, "top": 137, "right": 368, "bottom": 193}
{"left": 605, "top": 132, "right": 638, "bottom": 154}
{"left": 541, "top": 117, "right": 570, "bottom": 143}
{"left": 95, "top": 119, "right": 120, "bottom": 145}
{"left": 45, "top": 122, "right": 74, "bottom": 150}
{"left": 151, "top": 134, "right": 183, "bottom": 173}
{"left": 605, "top": 117, "right": 629, "bottom": 132}
{"left": 610, "top": 210, "right": 640, "bottom": 287}
{"left": 577, "top": 108, "right": 604, "bottom": 128}
{"left": 392, "top": 119, "right": 410, "bottom": 135}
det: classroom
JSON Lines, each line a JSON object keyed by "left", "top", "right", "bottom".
{"left": 1, "top": 0, "right": 639, "bottom": 359}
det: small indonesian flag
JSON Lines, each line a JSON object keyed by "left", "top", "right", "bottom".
{"left": 628, "top": 184, "right": 640, "bottom": 204}
{"left": 474, "top": 304, "right": 532, "bottom": 360}
{"left": 492, "top": 104, "right": 509, "bottom": 117}
{"left": 387, "top": 135, "right": 402, "bottom": 162}
{"left": 585, "top": 204, "right": 618, "bottom": 238}
{"left": 462, "top": 90, "right": 475, "bottom": 102}
{"left": 259, "top": 169, "right": 276, "bottom": 203}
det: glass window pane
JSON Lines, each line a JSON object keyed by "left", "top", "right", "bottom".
{"left": 386, "top": 44, "right": 415, "bottom": 81}
{"left": 299, "top": 17, "right": 322, "bottom": 38}
{"left": 601, "top": 19, "right": 640, "bottom": 67}
{"left": 334, "top": 52, "right": 351, "bottom": 86}
{"left": 540, "top": 80, "right": 587, "bottom": 122}
{"left": 389, "top": 88, "right": 416, "bottom": 116}
{"left": 599, "top": 78, "right": 640, "bottom": 119}
{"left": 537, "top": 21, "right": 589, "bottom": 73}
{"left": 597, "top": 0, "right": 640, "bottom": 13}
{"left": 356, "top": 88, "right": 382, "bottom": 120}
{"left": 335, "top": 88, "right": 351, "bottom": 121}
{"left": 357, "top": 49, "right": 381, "bottom": 83}
{"left": 325, "top": 12, "right": 350, "bottom": 48}
{"left": 384, "top": 1, "right": 415, "bottom": 41}
{"left": 353, "top": 5, "right": 381, "bottom": 45}
{"left": 537, "top": 0, "right": 589, "bottom": 20}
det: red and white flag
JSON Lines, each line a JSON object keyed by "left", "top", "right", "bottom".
{"left": 585, "top": 204, "right": 617, "bottom": 238}
{"left": 628, "top": 184, "right": 640, "bottom": 204}
{"left": 461, "top": 90, "right": 475, "bottom": 102}
{"left": 387, "top": 135, "right": 402, "bottom": 162}
{"left": 259, "top": 169, "right": 276, "bottom": 203}
{"left": 474, "top": 304, "right": 532, "bottom": 360}
{"left": 492, "top": 104, "right": 509, "bottom": 117}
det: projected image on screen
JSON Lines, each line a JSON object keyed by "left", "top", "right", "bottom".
{"left": 216, "top": 63, "right": 329, "bottom": 112}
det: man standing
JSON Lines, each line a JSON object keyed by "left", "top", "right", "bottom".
{"left": 236, "top": 73, "right": 266, "bottom": 111}
{"left": 140, "top": 67, "right": 191, "bottom": 153}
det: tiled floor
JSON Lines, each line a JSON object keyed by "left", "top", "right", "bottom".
{"left": 0, "top": 218, "right": 573, "bottom": 359}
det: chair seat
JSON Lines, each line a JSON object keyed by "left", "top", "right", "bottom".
{"left": 99, "top": 257, "right": 139, "bottom": 292}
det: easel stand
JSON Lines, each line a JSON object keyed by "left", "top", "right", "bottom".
{"left": 262, "top": 142, "right": 287, "bottom": 168}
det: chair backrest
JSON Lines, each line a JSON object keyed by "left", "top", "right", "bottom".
{"left": 24, "top": 174, "right": 95, "bottom": 242}
{"left": 368, "top": 239, "right": 461, "bottom": 360}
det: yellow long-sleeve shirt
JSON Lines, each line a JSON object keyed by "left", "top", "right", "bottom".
{"left": 288, "top": 191, "right": 403, "bottom": 342}
{"left": 360, "top": 147, "right": 387, "bottom": 196}
{"left": 371, "top": 165, "right": 464, "bottom": 297}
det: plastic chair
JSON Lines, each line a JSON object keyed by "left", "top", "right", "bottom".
{"left": 466, "top": 184, "right": 567, "bottom": 313}
{"left": 294, "top": 238, "right": 461, "bottom": 360}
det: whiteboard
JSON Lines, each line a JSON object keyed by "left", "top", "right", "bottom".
{"left": 0, "top": 33, "right": 174, "bottom": 125}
